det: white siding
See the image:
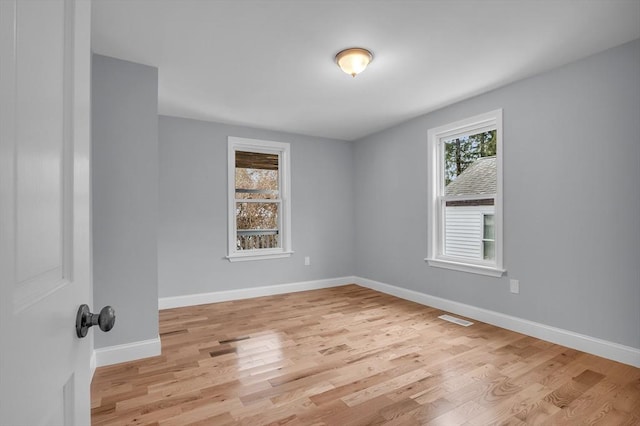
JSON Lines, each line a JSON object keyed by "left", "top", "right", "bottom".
{"left": 444, "top": 205, "right": 494, "bottom": 259}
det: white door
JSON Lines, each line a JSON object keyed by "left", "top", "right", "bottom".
{"left": 0, "top": 0, "right": 92, "bottom": 424}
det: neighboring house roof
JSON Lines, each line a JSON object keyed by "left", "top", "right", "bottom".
{"left": 445, "top": 156, "right": 496, "bottom": 196}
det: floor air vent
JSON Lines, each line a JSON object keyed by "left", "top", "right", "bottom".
{"left": 438, "top": 314, "right": 473, "bottom": 327}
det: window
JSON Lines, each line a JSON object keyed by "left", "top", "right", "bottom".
{"left": 482, "top": 214, "right": 495, "bottom": 260}
{"left": 227, "top": 137, "right": 292, "bottom": 261}
{"left": 426, "top": 110, "right": 505, "bottom": 277}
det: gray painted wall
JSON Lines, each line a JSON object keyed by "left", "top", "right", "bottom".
{"left": 353, "top": 39, "right": 640, "bottom": 349}
{"left": 92, "top": 54, "right": 159, "bottom": 348}
{"left": 158, "top": 116, "right": 354, "bottom": 297}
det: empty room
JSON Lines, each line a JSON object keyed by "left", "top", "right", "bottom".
{"left": 1, "top": 0, "right": 639, "bottom": 425}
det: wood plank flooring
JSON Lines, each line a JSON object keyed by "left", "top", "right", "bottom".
{"left": 91, "top": 285, "right": 640, "bottom": 425}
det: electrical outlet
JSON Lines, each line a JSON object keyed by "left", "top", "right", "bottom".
{"left": 510, "top": 279, "right": 519, "bottom": 294}
{"left": 304, "top": 256, "right": 311, "bottom": 266}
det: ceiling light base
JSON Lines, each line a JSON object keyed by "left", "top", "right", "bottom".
{"left": 335, "top": 48, "right": 373, "bottom": 77}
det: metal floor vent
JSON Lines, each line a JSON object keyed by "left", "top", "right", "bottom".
{"left": 438, "top": 314, "right": 473, "bottom": 327}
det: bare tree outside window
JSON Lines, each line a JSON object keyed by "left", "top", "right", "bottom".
{"left": 235, "top": 151, "right": 281, "bottom": 250}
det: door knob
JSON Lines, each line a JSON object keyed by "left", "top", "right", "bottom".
{"left": 76, "top": 304, "right": 116, "bottom": 338}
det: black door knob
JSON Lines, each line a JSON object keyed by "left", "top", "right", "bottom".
{"left": 76, "top": 304, "right": 116, "bottom": 338}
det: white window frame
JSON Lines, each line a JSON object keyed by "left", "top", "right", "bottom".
{"left": 425, "top": 109, "right": 505, "bottom": 277}
{"left": 226, "top": 137, "right": 292, "bottom": 262}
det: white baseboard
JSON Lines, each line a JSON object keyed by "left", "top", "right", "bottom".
{"left": 355, "top": 276, "right": 640, "bottom": 368}
{"left": 94, "top": 335, "right": 162, "bottom": 367}
{"left": 159, "top": 276, "right": 356, "bottom": 310}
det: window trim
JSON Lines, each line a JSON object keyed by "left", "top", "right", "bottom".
{"left": 226, "top": 137, "right": 292, "bottom": 262}
{"left": 425, "top": 109, "right": 505, "bottom": 277}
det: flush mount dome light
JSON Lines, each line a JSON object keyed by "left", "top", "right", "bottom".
{"left": 335, "top": 47, "right": 373, "bottom": 77}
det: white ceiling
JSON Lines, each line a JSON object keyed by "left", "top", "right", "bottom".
{"left": 92, "top": 0, "right": 640, "bottom": 141}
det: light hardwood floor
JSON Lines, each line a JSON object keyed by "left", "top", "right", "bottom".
{"left": 91, "top": 285, "right": 640, "bottom": 425}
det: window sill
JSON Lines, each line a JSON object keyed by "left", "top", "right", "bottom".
{"left": 226, "top": 251, "right": 294, "bottom": 262}
{"left": 425, "top": 258, "right": 506, "bottom": 277}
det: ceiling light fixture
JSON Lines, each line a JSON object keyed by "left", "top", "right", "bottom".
{"left": 335, "top": 47, "right": 373, "bottom": 77}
